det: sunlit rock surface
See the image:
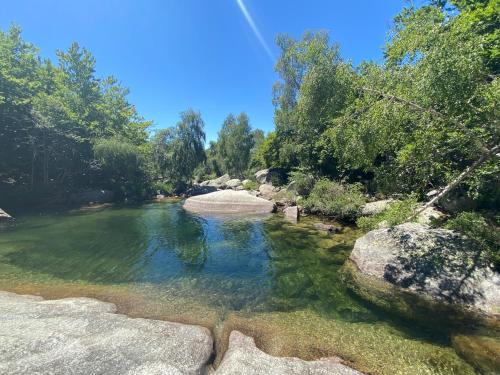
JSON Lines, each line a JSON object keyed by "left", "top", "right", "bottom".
{"left": 216, "top": 330, "right": 361, "bottom": 375}
{"left": 349, "top": 223, "right": 500, "bottom": 315}
{"left": 183, "top": 190, "right": 275, "bottom": 214}
{"left": 0, "top": 291, "right": 213, "bottom": 375}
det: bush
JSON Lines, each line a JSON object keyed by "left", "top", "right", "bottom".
{"left": 303, "top": 179, "right": 365, "bottom": 220}
{"left": 356, "top": 195, "right": 419, "bottom": 231}
{"left": 445, "top": 212, "right": 500, "bottom": 271}
{"left": 151, "top": 181, "right": 175, "bottom": 195}
{"left": 288, "top": 169, "right": 315, "bottom": 196}
{"left": 243, "top": 180, "right": 259, "bottom": 191}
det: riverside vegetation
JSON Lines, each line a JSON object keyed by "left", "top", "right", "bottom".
{"left": 0, "top": 0, "right": 499, "bottom": 374}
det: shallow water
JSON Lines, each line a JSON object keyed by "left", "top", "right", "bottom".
{"left": 0, "top": 200, "right": 479, "bottom": 374}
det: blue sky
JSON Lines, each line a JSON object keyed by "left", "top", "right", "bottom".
{"left": 1, "top": 0, "right": 406, "bottom": 142}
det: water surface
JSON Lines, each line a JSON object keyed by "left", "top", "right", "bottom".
{"left": 0, "top": 200, "right": 478, "bottom": 374}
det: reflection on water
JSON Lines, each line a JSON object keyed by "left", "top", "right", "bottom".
{"left": 0, "top": 201, "right": 365, "bottom": 318}
{"left": 0, "top": 201, "right": 479, "bottom": 374}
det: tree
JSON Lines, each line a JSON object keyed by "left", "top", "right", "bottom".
{"left": 217, "top": 113, "right": 254, "bottom": 177}
{"left": 152, "top": 110, "right": 206, "bottom": 190}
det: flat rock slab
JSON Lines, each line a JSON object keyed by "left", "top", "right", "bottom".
{"left": 183, "top": 190, "right": 275, "bottom": 214}
{"left": 0, "top": 291, "right": 213, "bottom": 375}
{"left": 216, "top": 331, "right": 361, "bottom": 375}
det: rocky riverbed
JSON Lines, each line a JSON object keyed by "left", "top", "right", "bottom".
{"left": 0, "top": 291, "right": 361, "bottom": 375}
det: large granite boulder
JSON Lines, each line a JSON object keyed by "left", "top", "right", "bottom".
{"left": 216, "top": 331, "right": 361, "bottom": 375}
{"left": 283, "top": 206, "right": 299, "bottom": 222}
{"left": 183, "top": 190, "right": 275, "bottom": 214}
{"left": 346, "top": 223, "right": 500, "bottom": 322}
{"left": 0, "top": 291, "right": 213, "bottom": 375}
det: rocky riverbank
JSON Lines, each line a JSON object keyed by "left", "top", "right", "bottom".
{"left": 0, "top": 291, "right": 361, "bottom": 375}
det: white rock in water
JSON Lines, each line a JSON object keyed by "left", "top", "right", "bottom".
{"left": 216, "top": 331, "right": 362, "bottom": 375}
{"left": 0, "top": 291, "right": 213, "bottom": 375}
{"left": 183, "top": 190, "right": 275, "bottom": 214}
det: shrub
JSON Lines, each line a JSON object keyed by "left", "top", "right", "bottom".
{"left": 303, "top": 179, "right": 365, "bottom": 220}
{"left": 356, "top": 195, "right": 419, "bottom": 231}
{"left": 288, "top": 169, "right": 315, "bottom": 196}
{"left": 243, "top": 180, "right": 259, "bottom": 191}
{"left": 445, "top": 212, "right": 500, "bottom": 271}
{"left": 151, "top": 181, "right": 175, "bottom": 195}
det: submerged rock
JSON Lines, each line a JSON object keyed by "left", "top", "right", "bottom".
{"left": 314, "top": 222, "right": 342, "bottom": 234}
{"left": 452, "top": 334, "right": 500, "bottom": 375}
{"left": 0, "top": 291, "right": 213, "bottom": 375}
{"left": 283, "top": 206, "right": 299, "bottom": 222}
{"left": 216, "top": 330, "right": 361, "bottom": 375}
{"left": 348, "top": 223, "right": 500, "bottom": 318}
{"left": 183, "top": 190, "right": 275, "bottom": 214}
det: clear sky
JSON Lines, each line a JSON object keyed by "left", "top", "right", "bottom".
{"left": 1, "top": 0, "right": 406, "bottom": 142}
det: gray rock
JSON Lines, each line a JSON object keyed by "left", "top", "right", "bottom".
{"left": 255, "top": 169, "right": 270, "bottom": 184}
{"left": 224, "top": 179, "right": 242, "bottom": 189}
{"left": 242, "top": 179, "right": 251, "bottom": 186}
{"left": 183, "top": 190, "right": 275, "bottom": 214}
{"left": 258, "top": 184, "right": 279, "bottom": 200}
{"left": 216, "top": 331, "right": 361, "bottom": 375}
{"left": 349, "top": 223, "right": 500, "bottom": 315}
{"left": 416, "top": 206, "right": 446, "bottom": 225}
{"left": 208, "top": 174, "right": 231, "bottom": 188}
{"left": 0, "top": 291, "right": 213, "bottom": 375}
{"left": 361, "top": 199, "right": 395, "bottom": 216}
{"left": 283, "top": 206, "right": 299, "bottom": 222}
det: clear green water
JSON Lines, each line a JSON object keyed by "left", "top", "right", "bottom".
{"left": 0, "top": 200, "right": 479, "bottom": 374}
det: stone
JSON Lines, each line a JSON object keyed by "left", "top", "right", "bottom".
{"left": 208, "top": 174, "right": 231, "bottom": 188}
{"left": 255, "top": 169, "right": 270, "bottom": 184}
{"left": 361, "top": 199, "right": 395, "bottom": 216}
{"left": 216, "top": 331, "right": 361, "bottom": 375}
{"left": 349, "top": 223, "right": 500, "bottom": 316}
{"left": 283, "top": 206, "right": 299, "bottom": 222}
{"left": 224, "top": 179, "right": 242, "bottom": 189}
{"left": 0, "top": 291, "right": 213, "bottom": 375}
{"left": 314, "top": 222, "right": 342, "bottom": 234}
{"left": 258, "top": 184, "right": 279, "bottom": 199}
{"left": 416, "top": 206, "right": 446, "bottom": 225}
{"left": 183, "top": 190, "right": 275, "bottom": 214}
{"left": 0, "top": 208, "right": 15, "bottom": 228}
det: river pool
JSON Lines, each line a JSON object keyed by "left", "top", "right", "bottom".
{"left": 0, "top": 200, "right": 479, "bottom": 374}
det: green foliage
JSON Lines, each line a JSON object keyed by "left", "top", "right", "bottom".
{"left": 445, "top": 211, "right": 500, "bottom": 270}
{"left": 356, "top": 196, "right": 420, "bottom": 231}
{"left": 303, "top": 179, "right": 365, "bottom": 220}
{"left": 243, "top": 180, "right": 259, "bottom": 191}
{"left": 152, "top": 110, "right": 205, "bottom": 191}
{"left": 0, "top": 25, "right": 151, "bottom": 202}
{"left": 93, "top": 138, "right": 149, "bottom": 198}
{"left": 217, "top": 113, "right": 254, "bottom": 177}
{"left": 288, "top": 169, "right": 316, "bottom": 195}
{"left": 151, "top": 181, "right": 175, "bottom": 195}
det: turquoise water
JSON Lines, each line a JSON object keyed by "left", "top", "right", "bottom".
{"left": 0, "top": 200, "right": 480, "bottom": 374}
{"left": 0, "top": 200, "right": 364, "bottom": 318}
